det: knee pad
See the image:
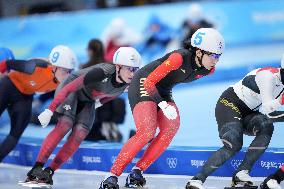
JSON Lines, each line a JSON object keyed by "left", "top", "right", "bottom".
{"left": 220, "top": 122, "right": 243, "bottom": 152}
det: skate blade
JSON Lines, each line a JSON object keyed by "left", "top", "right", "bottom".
{"left": 19, "top": 182, "right": 41, "bottom": 188}
{"left": 37, "top": 183, "right": 52, "bottom": 188}
{"left": 18, "top": 180, "right": 37, "bottom": 185}
{"left": 125, "top": 182, "right": 147, "bottom": 188}
{"left": 122, "top": 187, "right": 147, "bottom": 189}
{"left": 18, "top": 181, "right": 28, "bottom": 185}
{"left": 18, "top": 181, "right": 52, "bottom": 188}
{"left": 224, "top": 186, "right": 258, "bottom": 189}
{"left": 124, "top": 184, "right": 144, "bottom": 188}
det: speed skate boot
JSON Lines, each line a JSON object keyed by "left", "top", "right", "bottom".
{"left": 99, "top": 176, "right": 119, "bottom": 189}
{"left": 19, "top": 165, "right": 43, "bottom": 185}
{"left": 185, "top": 179, "right": 205, "bottom": 189}
{"left": 125, "top": 169, "right": 146, "bottom": 188}
{"left": 260, "top": 170, "right": 283, "bottom": 189}
{"left": 227, "top": 170, "right": 257, "bottom": 189}
{"left": 36, "top": 167, "right": 54, "bottom": 187}
{"left": 260, "top": 177, "right": 281, "bottom": 189}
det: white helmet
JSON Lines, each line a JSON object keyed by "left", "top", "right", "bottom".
{"left": 113, "top": 47, "right": 142, "bottom": 67}
{"left": 49, "top": 45, "right": 77, "bottom": 70}
{"left": 191, "top": 28, "right": 225, "bottom": 54}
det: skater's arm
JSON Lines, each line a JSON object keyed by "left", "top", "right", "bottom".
{"left": 144, "top": 53, "right": 182, "bottom": 103}
{"left": 48, "top": 75, "right": 84, "bottom": 112}
{"left": 48, "top": 68, "right": 106, "bottom": 112}
{"left": 255, "top": 70, "right": 276, "bottom": 104}
{"left": 0, "top": 59, "right": 48, "bottom": 74}
{"left": 268, "top": 111, "right": 284, "bottom": 122}
{"left": 256, "top": 69, "right": 282, "bottom": 114}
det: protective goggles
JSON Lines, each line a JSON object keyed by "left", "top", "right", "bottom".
{"left": 203, "top": 51, "right": 221, "bottom": 60}
{"left": 60, "top": 67, "right": 73, "bottom": 74}
{"left": 55, "top": 67, "right": 72, "bottom": 74}
{"left": 123, "top": 66, "right": 139, "bottom": 73}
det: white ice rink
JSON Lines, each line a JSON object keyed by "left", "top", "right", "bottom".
{"left": 1, "top": 164, "right": 284, "bottom": 189}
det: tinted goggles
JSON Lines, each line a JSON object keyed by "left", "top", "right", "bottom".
{"left": 203, "top": 51, "right": 221, "bottom": 60}
{"left": 123, "top": 66, "right": 139, "bottom": 72}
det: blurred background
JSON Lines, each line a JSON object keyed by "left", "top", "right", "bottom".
{"left": 1, "top": 0, "right": 284, "bottom": 178}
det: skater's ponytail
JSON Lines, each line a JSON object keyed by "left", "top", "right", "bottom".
{"left": 182, "top": 40, "right": 197, "bottom": 55}
{"left": 182, "top": 40, "right": 192, "bottom": 49}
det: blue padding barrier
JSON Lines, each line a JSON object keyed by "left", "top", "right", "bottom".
{"left": 2, "top": 134, "right": 284, "bottom": 177}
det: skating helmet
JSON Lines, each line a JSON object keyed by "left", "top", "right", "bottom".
{"left": 0, "top": 47, "right": 15, "bottom": 61}
{"left": 49, "top": 45, "right": 77, "bottom": 70}
{"left": 113, "top": 47, "right": 142, "bottom": 68}
{"left": 191, "top": 28, "right": 225, "bottom": 55}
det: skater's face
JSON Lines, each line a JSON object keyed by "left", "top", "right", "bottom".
{"left": 116, "top": 65, "right": 139, "bottom": 84}
{"left": 196, "top": 49, "right": 220, "bottom": 70}
{"left": 54, "top": 67, "right": 72, "bottom": 82}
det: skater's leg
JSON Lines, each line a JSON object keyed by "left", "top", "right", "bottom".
{"left": 0, "top": 77, "right": 17, "bottom": 162}
{"left": 0, "top": 77, "right": 9, "bottom": 116}
{"left": 123, "top": 102, "right": 179, "bottom": 188}
{"left": 228, "top": 114, "right": 274, "bottom": 187}
{"left": 194, "top": 122, "right": 243, "bottom": 182}
{"left": 192, "top": 89, "right": 246, "bottom": 183}
{"left": 136, "top": 102, "right": 180, "bottom": 170}
{"left": 47, "top": 101, "right": 96, "bottom": 171}
{"left": 48, "top": 123, "right": 89, "bottom": 170}
{"left": 0, "top": 94, "right": 32, "bottom": 162}
{"left": 36, "top": 116, "right": 73, "bottom": 164}
{"left": 110, "top": 101, "right": 158, "bottom": 176}
{"left": 237, "top": 113, "right": 274, "bottom": 172}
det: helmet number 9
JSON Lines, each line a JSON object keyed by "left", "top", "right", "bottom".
{"left": 194, "top": 32, "right": 205, "bottom": 46}
{"left": 51, "top": 52, "right": 60, "bottom": 63}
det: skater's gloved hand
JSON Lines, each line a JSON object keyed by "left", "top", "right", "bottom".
{"left": 38, "top": 109, "right": 53, "bottom": 128}
{"left": 95, "top": 99, "right": 102, "bottom": 109}
{"left": 260, "top": 99, "right": 281, "bottom": 115}
{"left": 158, "top": 101, "right": 177, "bottom": 120}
